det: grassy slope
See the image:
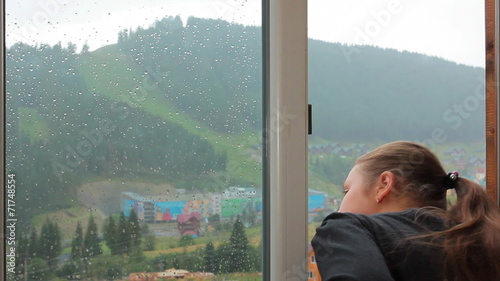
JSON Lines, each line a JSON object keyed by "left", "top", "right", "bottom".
{"left": 77, "top": 45, "right": 262, "bottom": 186}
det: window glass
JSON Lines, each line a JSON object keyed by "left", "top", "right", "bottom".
{"left": 307, "top": 0, "right": 486, "bottom": 239}
{"left": 5, "top": 1, "right": 263, "bottom": 280}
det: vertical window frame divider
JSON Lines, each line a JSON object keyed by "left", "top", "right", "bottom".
{"left": 262, "top": 0, "right": 270, "bottom": 279}
{"left": 486, "top": 0, "right": 499, "bottom": 204}
{"left": 266, "top": 0, "right": 308, "bottom": 280}
{"left": 1, "top": 0, "right": 5, "bottom": 276}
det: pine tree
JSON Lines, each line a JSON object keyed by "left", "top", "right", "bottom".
{"left": 228, "top": 216, "right": 251, "bottom": 272}
{"left": 84, "top": 214, "right": 102, "bottom": 258}
{"left": 128, "top": 208, "right": 142, "bottom": 248}
{"left": 52, "top": 222, "right": 62, "bottom": 262}
{"left": 103, "top": 215, "right": 119, "bottom": 255}
{"left": 37, "top": 221, "right": 48, "bottom": 259}
{"left": 216, "top": 243, "right": 232, "bottom": 274}
{"left": 117, "top": 212, "right": 131, "bottom": 254}
{"left": 65, "top": 222, "right": 85, "bottom": 280}
{"left": 204, "top": 242, "right": 218, "bottom": 273}
{"left": 38, "top": 219, "right": 62, "bottom": 271}
{"left": 71, "top": 222, "right": 84, "bottom": 259}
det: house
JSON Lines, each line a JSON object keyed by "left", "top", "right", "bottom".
{"left": 177, "top": 212, "right": 201, "bottom": 236}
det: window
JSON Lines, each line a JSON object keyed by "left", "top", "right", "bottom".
{"left": 5, "top": 1, "right": 265, "bottom": 280}
{"left": 308, "top": 0, "right": 487, "bottom": 240}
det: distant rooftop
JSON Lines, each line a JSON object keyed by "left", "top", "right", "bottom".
{"left": 121, "top": 192, "right": 155, "bottom": 203}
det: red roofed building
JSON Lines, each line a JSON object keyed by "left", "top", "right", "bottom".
{"left": 177, "top": 212, "right": 201, "bottom": 236}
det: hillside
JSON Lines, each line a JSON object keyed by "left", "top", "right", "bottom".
{"left": 309, "top": 40, "right": 485, "bottom": 143}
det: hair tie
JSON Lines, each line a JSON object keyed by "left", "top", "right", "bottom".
{"left": 445, "top": 171, "right": 459, "bottom": 189}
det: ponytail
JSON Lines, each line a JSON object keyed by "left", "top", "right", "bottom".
{"left": 442, "top": 178, "right": 500, "bottom": 281}
{"left": 356, "top": 141, "right": 500, "bottom": 280}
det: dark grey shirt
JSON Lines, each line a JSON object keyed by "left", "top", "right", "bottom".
{"left": 312, "top": 209, "right": 445, "bottom": 281}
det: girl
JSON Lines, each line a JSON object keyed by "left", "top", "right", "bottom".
{"left": 312, "top": 141, "right": 500, "bottom": 281}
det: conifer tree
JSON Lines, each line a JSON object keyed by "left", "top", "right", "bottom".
{"left": 71, "top": 222, "right": 84, "bottom": 259}
{"left": 216, "top": 243, "right": 232, "bottom": 274}
{"left": 84, "top": 214, "right": 102, "bottom": 257}
{"left": 117, "top": 212, "right": 131, "bottom": 254}
{"left": 38, "top": 219, "right": 62, "bottom": 271}
{"left": 103, "top": 215, "right": 119, "bottom": 255}
{"left": 37, "top": 221, "right": 48, "bottom": 259}
{"left": 204, "top": 242, "right": 218, "bottom": 273}
{"left": 52, "top": 221, "right": 62, "bottom": 259}
{"left": 128, "top": 208, "right": 142, "bottom": 248}
{"left": 64, "top": 222, "right": 85, "bottom": 280}
{"left": 228, "top": 216, "right": 251, "bottom": 272}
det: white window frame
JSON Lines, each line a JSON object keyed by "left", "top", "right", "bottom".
{"left": 1, "top": 0, "right": 5, "bottom": 271}
{"left": 266, "top": 0, "right": 309, "bottom": 280}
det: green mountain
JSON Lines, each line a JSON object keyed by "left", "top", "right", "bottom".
{"left": 6, "top": 16, "right": 485, "bottom": 221}
{"left": 309, "top": 40, "right": 485, "bottom": 143}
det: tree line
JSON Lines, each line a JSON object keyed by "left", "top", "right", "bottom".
{"left": 11, "top": 209, "right": 143, "bottom": 280}
{"left": 151, "top": 216, "right": 260, "bottom": 275}
{"left": 12, "top": 211, "right": 259, "bottom": 280}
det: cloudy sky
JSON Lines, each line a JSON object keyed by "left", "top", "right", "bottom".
{"left": 6, "top": 0, "right": 485, "bottom": 67}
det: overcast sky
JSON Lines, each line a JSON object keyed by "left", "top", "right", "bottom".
{"left": 6, "top": 0, "right": 485, "bottom": 67}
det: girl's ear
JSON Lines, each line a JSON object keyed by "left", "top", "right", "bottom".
{"left": 375, "top": 171, "right": 397, "bottom": 203}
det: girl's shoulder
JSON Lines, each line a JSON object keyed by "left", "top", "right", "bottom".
{"left": 319, "top": 208, "right": 444, "bottom": 236}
